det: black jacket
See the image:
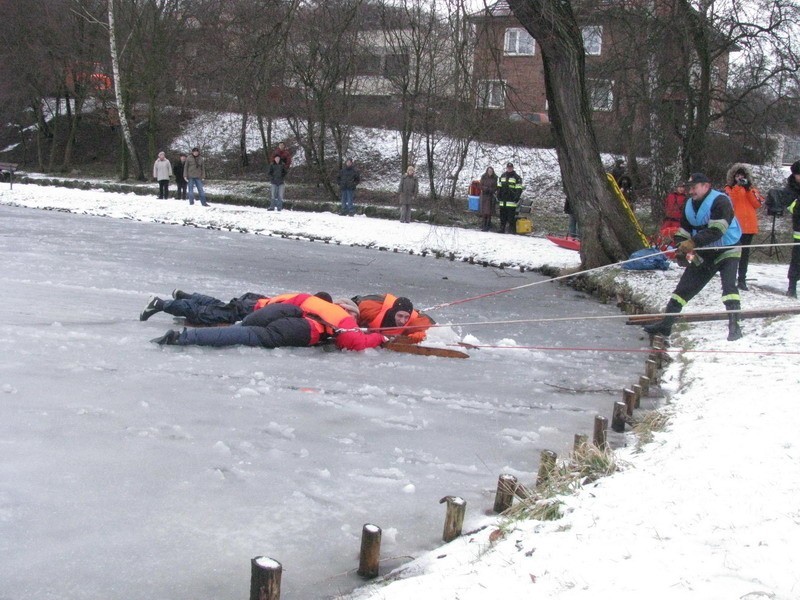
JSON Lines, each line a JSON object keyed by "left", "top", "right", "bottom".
{"left": 337, "top": 165, "right": 361, "bottom": 190}
{"left": 268, "top": 162, "right": 288, "bottom": 185}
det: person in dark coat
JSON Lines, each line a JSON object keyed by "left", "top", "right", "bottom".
{"left": 478, "top": 166, "right": 497, "bottom": 232}
{"left": 337, "top": 159, "right": 361, "bottom": 216}
{"left": 267, "top": 155, "right": 289, "bottom": 211}
{"left": 173, "top": 153, "right": 188, "bottom": 200}
{"left": 139, "top": 289, "right": 271, "bottom": 325}
{"left": 784, "top": 161, "right": 800, "bottom": 297}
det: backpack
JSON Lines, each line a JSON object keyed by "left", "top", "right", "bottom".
{"left": 622, "top": 248, "right": 670, "bottom": 271}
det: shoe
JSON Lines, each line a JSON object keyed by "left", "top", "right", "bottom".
{"left": 172, "top": 289, "right": 190, "bottom": 300}
{"left": 139, "top": 296, "right": 164, "bottom": 321}
{"left": 643, "top": 321, "right": 673, "bottom": 337}
{"left": 788, "top": 290, "right": 797, "bottom": 299}
{"left": 738, "top": 280, "right": 748, "bottom": 291}
{"left": 150, "top": 329, "right": 181, "bottom": 345}
{"left": 201, "top": 203, "right": 210, "bottom": 207}
{"left": 727, "top": 315, "right": 743, "bottom": 341}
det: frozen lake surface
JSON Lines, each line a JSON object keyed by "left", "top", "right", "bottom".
{"left": 0, "top": 205, "right": 645, "bottom": 599}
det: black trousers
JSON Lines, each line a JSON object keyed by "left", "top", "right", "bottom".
{"left": 737, "top": 233, "right": 754, "bottom": 282}
{"left": 498, "top": 206, "right": 516, "bottom": 233}
{"left": 176, "top": 180, "right": 187, "bottom": 200}
{"left": 789, "top": 242, "right": 800, "bottom": 283}
{"left": 672, "top": 255, "right": 741, "bottom": 311}
{"left": 158, "top": 180, "right": 169, "bottom": 199}
{"left": 163, "top": 292, "right": 260, "bottom": 326}
{"left": 178, "top": 304, "right": 312, "bottom": 348}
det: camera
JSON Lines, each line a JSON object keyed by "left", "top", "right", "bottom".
{"left": 738, "top": 177, "right": 749, "bottom": 186}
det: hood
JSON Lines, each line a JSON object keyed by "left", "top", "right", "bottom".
{"left": 725, "top": 163, "right": 754, "bottom": 187}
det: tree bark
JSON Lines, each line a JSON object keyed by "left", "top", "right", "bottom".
{"left": 508, "top": 0, "right": 645, "bottom": 268}
{"left": 108, "top": 0, "right": 143, "bottom": 181}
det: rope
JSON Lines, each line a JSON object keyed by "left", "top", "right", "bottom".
{"left": 363, "top": 306, "right": 798, "bottom": 333}
{"left": 448, "top": 343, "right": 800, "bottom": 356}
{"left": 421, "top": 241, "right": 800, "bottom": 313}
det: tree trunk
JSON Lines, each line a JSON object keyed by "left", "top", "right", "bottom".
{"left": 240, "top": 109, "right": 249, "bottom": 168}
{"left": 508, "top": 0, "right": 645, "bottom": 268}
{"left": 108, "top": 0, "right": 143, "bottom": 181}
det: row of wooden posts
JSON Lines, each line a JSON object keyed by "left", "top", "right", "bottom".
{"left": 249, "top": 336, "right": 668, "bottom": 600}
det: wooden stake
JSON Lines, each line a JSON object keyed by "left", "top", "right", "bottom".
{"left": 573, "top": 433, "right": 588, "bottom": 452}
{"left": 611, "top": 401, "right": 627, "bottom": 433}
{"left": 536, "top": 450, "right": 558, "bottom": 488}
{"left": 623, "top": 388, "right": 636, "bottom": 416}
{"left": 593, "top": 415, "right": 608, "bottom": 450}
{"left": 632, "top": 384, "right": 643, "bottom": 409}
{"left": 639, "top": 375, "right": 651, "bottom": 396}
{"left": 357, "top": 524, "right": 382, "bottom": 579}
{"left": 645, "top": 359, "right": 658, "bottom": 382}
{"left": 440, "top": 496, "right": 466, "bottom": 542}
{"left": 492, "top": 474, "right": 518, "bottom": 513}
{"left": 250, "top": 556, "right": 282, "bottom": 600}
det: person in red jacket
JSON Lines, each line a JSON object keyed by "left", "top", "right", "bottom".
{"left": 724, "top": 163, "right": 763, "bottom": 290}
{"left": 151, "top": 293, "right": 385, "bottom": 351}
{"left": 352, "top": 294, "right": 435, "bottom": 343}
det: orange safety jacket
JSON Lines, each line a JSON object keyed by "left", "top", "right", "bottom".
{"left": 356, "top": 294, "right": 432, "bottom": 342}
{"left": 264, "top": 293, "right": 384, "bottom": 351}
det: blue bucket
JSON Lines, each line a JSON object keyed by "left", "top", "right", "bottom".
{"left": 468, "top": 195, "right": 480, "bottom": 211}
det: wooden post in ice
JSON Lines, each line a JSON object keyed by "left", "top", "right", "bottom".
{"left": 632, "top": 384, "right": 643, "bottom": 409}
{"left": 623, "top": 388, "right": 636, "bottom": 416}
{"left": 645, "top": 359, "right": 658, "bottom": 383}
{"left": 639, "top": 375, "right": 651, "bottom": 396}
{"left": 593, "top": 415, "right": 608, "bottom": 450}
{"left": 440, "top": 496, "right": 466, "bottom": 542}
{"left": 357, "top": 524, "right": 382, "bottom": 579}
{"left": 492, "top": 474, "right": 518, "bottom": 513}
{"left": 573, "top": 433, "right": 588, "bottom": 452}
{"left": 611, "top": 401, "right": 627, "bottom": 433}
{"left": 250, "top": 556, "right": 282, "bottom": 600}
{"left": 536, "top": 450, "right": 558, "bottom": 488}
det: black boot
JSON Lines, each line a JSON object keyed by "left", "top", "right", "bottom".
{"left": 727, "top": 314, "right": 743, "bottom": 341}
{"left": 737, "top": 279, "right": 748, "bottom": 291}
{"left": 140, "top": 296, "right": 165, "bottom": 321}
{"left": 643, "top": 315, "right": 677, "bottom": 338}
{"left": 788, "top": 280, "right": 797, "bottom": 299}
{"left": 150, "top": 329, "right": 182, "bottom": 345}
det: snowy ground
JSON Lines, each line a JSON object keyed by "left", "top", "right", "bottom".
{"left": 2, "top": 182, "right": 799, "bottom": 600}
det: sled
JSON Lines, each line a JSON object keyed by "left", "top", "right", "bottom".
{"left": 546, "top": 234, "right": 581, "bottom": 251}
{"left": 383, "top": 341, "right": 469, "bottom": 359}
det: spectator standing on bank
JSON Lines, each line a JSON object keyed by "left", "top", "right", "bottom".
{"left": 478, "top": 166, "right": 497, "bottom": 232}
{"left": 564, "top": 197, "right": 579, "bottom": 239}
{"left": 173, "top": 153, "right": 187, "bottom": 200}
{"left": 267, "top": 155, "right": 288, "bottom": 211}
{"left": 497, "top": 162, "right": 523, "bottom": 234}
{"left": 337, "top": 158, "right": 360, "bottom": 216}
{"left": 397, "top": 166, "right": 418, "bottom": 223}
{"left": 784, "top": 161, "right": 800, "bottom": 297}
{"left": 152, "top": 151, "right": 173, "bottom": 199}
{"left": 185, "top": 147, "right": 209, "bottom": 207}
{"left": 724, "top": 164, "right": 763, "bottom": 290}
{"left": 271, "top": 141, "right": 292, "bottom": 168}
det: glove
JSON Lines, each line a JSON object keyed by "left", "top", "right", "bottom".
{"left": 676, "top": 239, "right": 695, "bottom": 256}
{"left": 675, "top": 254, "right": 690, "bottom": 268}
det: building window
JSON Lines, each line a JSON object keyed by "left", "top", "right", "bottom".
{"left": 582, "top": 26, "right": 603, "bottom": 56}
{"left": 504, "top": 28, "right": 535, "bottom": 56}
{"left": 477, "top": 80, "right": 505, "bottom": 109}
{"left": 588, "top": 78, "right": 613, "bottom": 111}
{"left": 384, "top": 54, "right": 410, "bottom": 79}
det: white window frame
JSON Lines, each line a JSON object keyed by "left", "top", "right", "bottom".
{"left": 588, "top": 78, "right": 614, "bottom": 111}
{"left": 504, "top": 28, "right": 535, "bottom": 56}
{"left": 582, "top": 26, "right": 603, "bottom": 56}
{"left": 477, "top": 80, "right": 506, "bottom": 109}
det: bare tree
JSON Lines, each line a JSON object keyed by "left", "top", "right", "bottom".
{"left": 507, "top": 0, "right": 644, "bottom": 267}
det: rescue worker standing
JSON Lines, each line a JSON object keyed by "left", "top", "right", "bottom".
{"left": 643, "top": 173, "right": 743, "bottom": 341}
{"left": 784, "top": 161, "right": 800, "bottom": 298}
{"left": 497, "top": 162, "right": 523, "bottom": 234}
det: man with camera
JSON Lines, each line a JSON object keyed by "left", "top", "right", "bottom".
{"left": 724, "top": 164, "right": 763, "bottom": 290}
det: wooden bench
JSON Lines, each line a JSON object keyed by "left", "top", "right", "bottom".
{"left": 0, "top": 162, "right": 19, "bottom": 189}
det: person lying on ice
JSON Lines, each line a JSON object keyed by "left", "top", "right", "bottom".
{"left": 139, "top": 289, "right": 272, "bottom": 325}
{"left": 352, "top": 294, "right": 435, "bottom": 343}
{"left": 150, "top": 293, "right": 387, "bottom": 351}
